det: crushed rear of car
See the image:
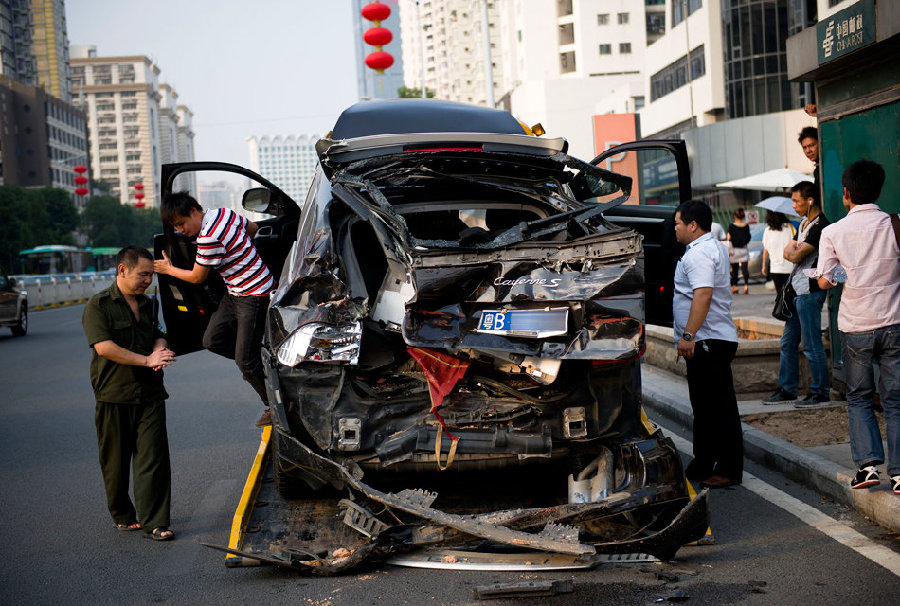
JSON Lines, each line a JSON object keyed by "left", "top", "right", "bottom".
{"left": 256, "top": 100, "right": 707, "bottom": 569}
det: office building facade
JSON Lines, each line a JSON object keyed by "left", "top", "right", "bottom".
{"left": 247, "top": 134, "right": 321, "bottom": 203}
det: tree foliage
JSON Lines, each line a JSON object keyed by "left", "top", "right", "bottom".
{"left": 0, "top": 185, "right": 163, "bottom": 272}
{"left": 397, "top": 86, "right": 435, "bottom": 98}
{"left": 81, "top": 195, "right": 162, "bottom": 249}
{"left": 0, "top": 185, "right": 79, "bottom": 271}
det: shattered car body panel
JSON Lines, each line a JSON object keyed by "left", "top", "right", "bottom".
{"left": 156, "top": 99, "right": 702, "bottom": 571}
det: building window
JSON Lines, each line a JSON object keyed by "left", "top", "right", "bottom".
{"left": 649, "top": 44, "right": 705, "bottom": 101}
{"left": 560, "top": 50, "right": 576, "bottom": 73}
{"left": 597, "top": 13, "right": 609, "bottom": 25}
{"left": 620, "top": 43, "right": 632, "bottom": 54}
{"left": 618, "top": 12, "right": 629, "bottom": 25}
{"left": 672, "top": 0, "right": 702, "bottom": 27}
{"left": 598, "top": 44, "right": 612, "bottom": 55}
{"left": 558, "top": 22, "right": 575, "bottom": 45}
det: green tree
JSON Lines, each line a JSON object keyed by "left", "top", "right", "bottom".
{"left": 39, "top": 188, "right": 79, "bottom": 244}
{"left": 397, "top": 86, "right": 435, "bottom": 98}
{"left": 81, "top": 195, "right": 162, "bottom": 249}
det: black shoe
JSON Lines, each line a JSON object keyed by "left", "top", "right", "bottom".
{"left": 762, "top": 389, "right": 796, "bottom": 404}
{"left": 794, "top": 393, "right": 830, "bottom": 408}
{"left": 892, "top": 475, "right": 900, "bottom": 495}
{"left": 850, "top": 465, "right": 880, "bottom": 489}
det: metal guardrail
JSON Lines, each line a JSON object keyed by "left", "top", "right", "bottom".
{"left": 11, "top": 273, "right": 158, "bottom": 309}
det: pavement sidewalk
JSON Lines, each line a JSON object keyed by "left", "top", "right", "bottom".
{"left": 640, "top": 364, "right": 900, "bottom": 533}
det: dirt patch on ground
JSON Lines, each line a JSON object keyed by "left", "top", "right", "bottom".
{"left": 742, "top": 406, "right": 887, "bottom": 448}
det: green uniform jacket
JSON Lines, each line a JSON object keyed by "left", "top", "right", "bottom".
{"left": 82, "top": 281, "right": 168, "bottom": 404}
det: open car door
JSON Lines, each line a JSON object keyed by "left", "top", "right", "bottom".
{"left": 592, "top": 140, "right": 691, "bottom": 328}
{"left": 153, "top": 162, "right": 300, "bottom": 355}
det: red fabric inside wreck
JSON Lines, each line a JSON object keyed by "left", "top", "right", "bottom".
{"left": 407, "top": 347, "right": 470, "bottom": 441}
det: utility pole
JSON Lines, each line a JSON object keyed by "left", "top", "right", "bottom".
{"left": 480, "top": 0, "right": 494, "bottom": 107}
{"left": 683, "top": 0, "right": 695, "bottom": 127}
{"left": 417, "top": 1, "right": 426, "bottom": 98}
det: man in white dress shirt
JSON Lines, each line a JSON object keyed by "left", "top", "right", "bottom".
{"left": 673, "top": 200, "right": 742, "bottom": 488}
{"left": 814, "top": 160, "right": 900, "bottom": 495}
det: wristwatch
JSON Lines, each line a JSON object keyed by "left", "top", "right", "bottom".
{"left": 681, "top": 331, "right": 694, "bottom": 342}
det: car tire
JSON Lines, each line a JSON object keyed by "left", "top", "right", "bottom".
{"left": 11, "top": 304, "right": 26, "bottom": 337}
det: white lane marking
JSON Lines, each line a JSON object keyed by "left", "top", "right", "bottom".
{"left": 661, "top": 426, "right": 900, "bottom": 577}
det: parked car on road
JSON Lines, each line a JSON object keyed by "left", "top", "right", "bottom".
{"left": 155, "top": 99, "right": 707, "bottom": 567}
{"left": 0, "top": 265, "right": 27, "bottom": 336}
{"left": 747, "top": 223, "right": 766, "bottom": 282}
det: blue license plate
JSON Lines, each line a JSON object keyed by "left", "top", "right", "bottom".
{"left": 476, "top": 308, "right": 568, "bottom": 338}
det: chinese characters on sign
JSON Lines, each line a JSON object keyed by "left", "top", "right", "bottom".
{"left": 817, "top": 0, "right": 875, "bottom": 65}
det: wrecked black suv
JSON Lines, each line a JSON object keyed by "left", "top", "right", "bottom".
{"left": 156, "top": 99, "right": 705, "bottom": 567}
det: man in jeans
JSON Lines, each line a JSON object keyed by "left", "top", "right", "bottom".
{"left": 814, "top": 160, "right": 900, "bottom": 494}
{"left": 155, "top": 192, "right": 275, "bottom": 427}
{"left": 763, "top": 181, "right": 831, "bottom": 407}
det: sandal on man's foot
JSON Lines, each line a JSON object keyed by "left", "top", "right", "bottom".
{"left": 116, "top": 522, "right": 141, "bottom": 531}
{"left": 144, "top": 527, "right": 174, "bottom": 541}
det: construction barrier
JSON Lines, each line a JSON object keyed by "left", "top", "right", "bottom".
{"left": 11, "top": 273, "right": 158, "bottom": 310}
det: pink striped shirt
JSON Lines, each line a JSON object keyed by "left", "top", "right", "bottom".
{"left": 815, "top": 204, "right": 900, "bottom": 332}
{"left": 196, "top": 208, "right": 275, "bottom": 296}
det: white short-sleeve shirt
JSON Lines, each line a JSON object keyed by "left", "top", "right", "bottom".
{"left": 673, "top": 232, "right": 738, "bottom": 345}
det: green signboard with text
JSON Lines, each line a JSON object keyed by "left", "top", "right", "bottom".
{"left": 817, "top": 0, "right": 875, "bottom": 64}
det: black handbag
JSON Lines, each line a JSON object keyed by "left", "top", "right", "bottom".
{"left": 772, "top": 281, "right": 796, "bottom": 321}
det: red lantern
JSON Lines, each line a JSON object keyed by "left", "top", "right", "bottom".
{"left": 364, "top": 26, "right": 392, "bottom": 46}
{"left": 73, "top": 165, "right": 87, "bottom": 174}
{"left": 74, "top": 175, "right": 88, "bottom": 185}
{"left": 135, "top": 192, "right": 145, "bottom": 200}
{"left": 361, "top": 1, "right": 390, "bottom": 22}
{"left": 365, "top": 51, "right": 394, "bottom": 72}
{"left": 134, "top": 183, "right": 144, "bottom": 190}
{"left": 135, "top": 201, "right": 146, "bottom": 208}
{"left": 75, "top": 187, "right": 89, "bottom": 196}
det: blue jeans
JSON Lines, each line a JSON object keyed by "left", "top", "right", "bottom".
{"left": 778, "top": 290, "right": 829, "bottom": 398}
{"left": 841, "top": 324, "right": 900, "bottom": 476}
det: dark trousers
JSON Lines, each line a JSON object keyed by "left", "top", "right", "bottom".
{"left": 202, "top": 292, "right": 269, "bottom": 406}
{"left": 770, "top": 272, "right": 789, "bottom": 294}
{"left": 684, "top": 339, "right": 743, "bottom": 482}
{"left": 730, "top": 262, "right": 750, "bottom": 287}
{"left": 95, "top": 400, "right": 171, "bottom": 530}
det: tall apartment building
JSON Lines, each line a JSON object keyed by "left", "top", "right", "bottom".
{"left": 246, "top": 134, "right": 321, "bottom": 203}
{"left": 632, "top": 0, "right": 819, "bottom": 202}
{"left": 70, "top": 45, "right": 195, "bottom": 207}
{"left": 352, "top": 0, "right": 405, "bottom": 99}
{"left": 0, "top": 0, "right": 87, "bottom": 193}
{"left": 398, "top": 0, "right": 504, "bottom": 106}
{"left": 1, "top": 0, "right": 34, "bottom": 85}
{"left": 30, "top": 0, "right": 69, "bottom": 103}
{"left": 491, "top": 0, "right": 656, "bottom": 158}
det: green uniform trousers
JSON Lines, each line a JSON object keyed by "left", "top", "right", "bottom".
{"left": 95, "top": 399, "right": 171, "bottom": 530}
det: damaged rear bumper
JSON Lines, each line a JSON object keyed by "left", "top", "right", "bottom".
{"left": 210, "top": 426, "right": 710, "bottom": 575}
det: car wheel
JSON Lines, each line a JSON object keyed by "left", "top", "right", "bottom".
{"left": 11, "top": 304, "right": 26, "bottom": 337}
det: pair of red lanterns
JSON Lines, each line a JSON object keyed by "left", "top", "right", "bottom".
{"left": 362, "top": 1, "right": 394, "bottom": 73}
{"left": 72, "top": 164, "right": 145, "bottom": 207}
{"left": 74, "top": 165, "right": 88, "bottom": 197}
{"left": 134, "top": 183, "right": 145, "bottom": 208}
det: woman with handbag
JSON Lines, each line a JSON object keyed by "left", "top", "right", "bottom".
{"left": 762, "top": 211, "right": 795, "bottom": 296}
{"left": 727, "top": 208, "right": 752, "bottom": 294}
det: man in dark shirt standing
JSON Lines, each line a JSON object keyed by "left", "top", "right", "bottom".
{"left": 82, "top": 246, "right": 177, "bottom": 541}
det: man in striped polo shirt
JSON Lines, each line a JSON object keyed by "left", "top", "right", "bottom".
{"left": 154, "top": 191, "right": 274, "bottom": 427}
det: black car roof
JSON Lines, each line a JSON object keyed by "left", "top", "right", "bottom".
{"left": 330, "top": 99, "right": 526, "bottom": 139}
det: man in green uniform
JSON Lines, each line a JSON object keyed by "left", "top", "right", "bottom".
{"left": 82, "top": 246, "right": 177, "bottom": 541}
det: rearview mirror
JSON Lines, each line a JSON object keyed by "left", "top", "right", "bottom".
{"left": 243, "top": 187, "right": 273, "bottom": 214}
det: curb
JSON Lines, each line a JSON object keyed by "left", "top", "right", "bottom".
{"left": 641, "top": 365, "right": 900, "bottom": 533}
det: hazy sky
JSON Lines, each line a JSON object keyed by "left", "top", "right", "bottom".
{"left": 66, "top": 0, "right": 361, "bottom": 168}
